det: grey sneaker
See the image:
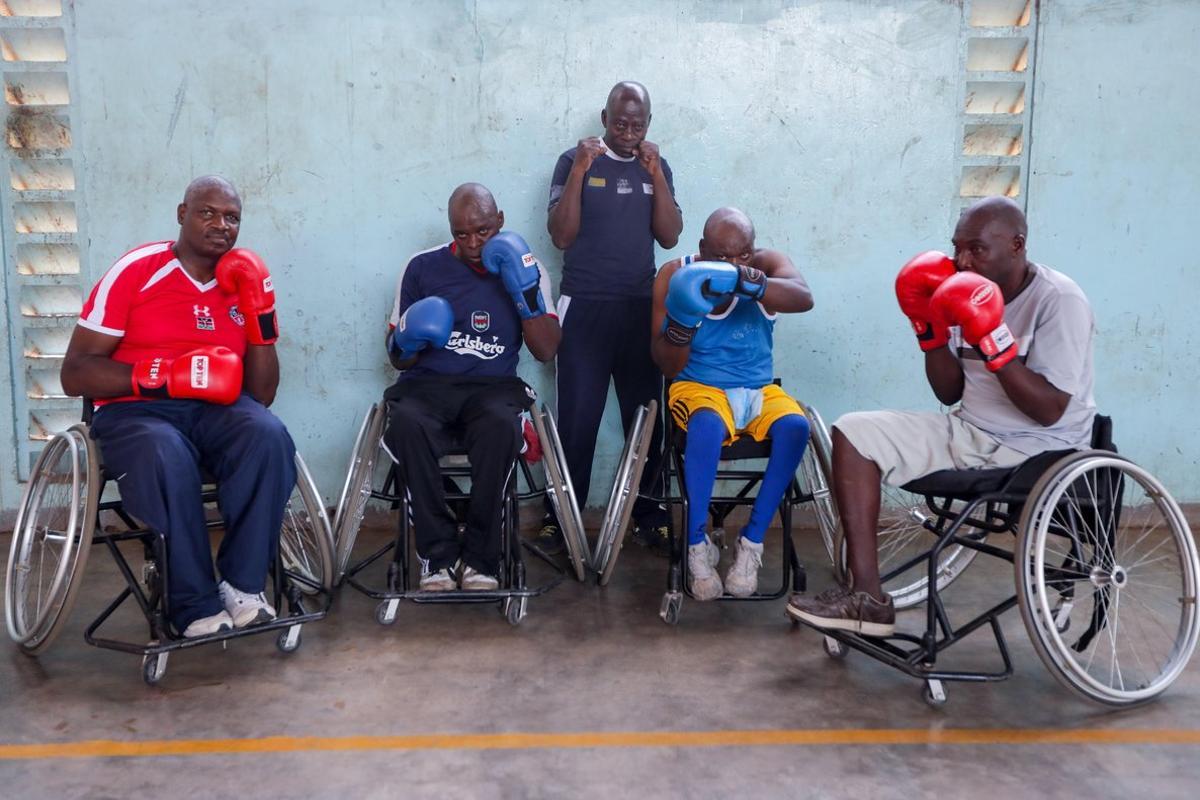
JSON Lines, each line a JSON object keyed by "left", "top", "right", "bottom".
{"left": 419, "top": 563, "right": 457, "bottom": 592}
{"left": 687, "top": 537, "right": 723, "bottom": 601}
{"left": 217, "top": 580, "right": 276, "bottom": 628}
{"left": 460, "top": 565, "right": 500, "bottom": 591}
{"left": 181, "top": 610, "right": 234, "bottom": 638}
{"left": 786, "top": 585, "right": 896, "bottom": 637}
{"left": 724, "top": 537, "right": 764, "bottom": 598}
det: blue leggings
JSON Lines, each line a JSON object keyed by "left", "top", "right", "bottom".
{"left": 683, "top": 410, "right": 810, "bottom": 546}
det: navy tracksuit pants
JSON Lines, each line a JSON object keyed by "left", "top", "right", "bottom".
{"left": 90, "top": 395, "right": 297, "bottom": 631}
{"left": 549, "top": 296, "right": 666, "bottom": 524}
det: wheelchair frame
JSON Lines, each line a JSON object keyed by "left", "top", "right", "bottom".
{"left": 5, "top": 404, "right": 335, "bottom": 685}
{"left": 335, "top": 401, "right": 580, "bottom": 626}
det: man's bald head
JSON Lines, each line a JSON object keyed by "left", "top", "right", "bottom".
{"left": 960, "top": 196, "right": 1027, "bottom": 239}
{"left": 952, "top": 196, "right": 1030, "bottom": 290}
{"left": 447, "top": 183, "right": 504, "bottom": 267}
{"left": 182, "top": 175, "right": 240, "bottom": 207}
{"left": 699, "top": 207, "right": 756, "bottom": 264}
{"left": 605, "top": 81, "right": 650, "bottom": 116}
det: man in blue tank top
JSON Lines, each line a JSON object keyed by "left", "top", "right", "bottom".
{"left": 544, "top": 81, "right": 683, "bottom": 555}
{"left": 651, "top": 208, "right": 814, "bottom": 600}
{"left": 383, "top": 184, "right": 561, "bottom": 592}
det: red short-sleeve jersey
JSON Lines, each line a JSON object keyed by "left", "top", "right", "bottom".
{"left": 79, "top": 241, "right": 248, "bottom": 404}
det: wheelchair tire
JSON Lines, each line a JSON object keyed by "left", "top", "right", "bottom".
{"left": 798, "top": 403, "right": 838, "bottom": 572}
{"left": 833, "top": 483, "right": 979, "bottom": 611}
{"left": 531, "top": 405, "right": 590, "bottom": 582}
{"left": 333, "top": 403, "right": 385, "bottom": 583}
{"left": 1016, "top": 450, "right": 1200, "bottom": 706}
{"left": 5, "top": 425, "right": 98, "bottom": 654}
{"left": 595, "top": 400, "right": 657, "bottom": 586}
{"left": 279, "top": 452, "right": 336, "bottom": 595}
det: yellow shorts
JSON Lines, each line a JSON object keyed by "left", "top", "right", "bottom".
{"left": 668, "top": 381, "right": 805, "bottom": 445}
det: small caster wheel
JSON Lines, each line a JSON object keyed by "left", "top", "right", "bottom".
{"left": 142, "top": 651, "right": 168, "bottom": 686}
{"left": 823, "top": 635, "right": 848, "bottom": 660}
{"left": 376, "top": 599, "right": 399, "bottom": 626}
{"left": 277, "top": 625, "right": 302, "bottom": 653}
{"left": 659, "top": 592, "right": 682, "bottom": 626}
{"left": 922, "top": 679, "right": 947, "bottom": 707}
{"left": 504, "top": 597, "right": 527, "bottom": 626}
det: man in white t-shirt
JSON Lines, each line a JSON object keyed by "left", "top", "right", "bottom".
{"left": 788, "top": 197, "right": 1096, "bottom": 636}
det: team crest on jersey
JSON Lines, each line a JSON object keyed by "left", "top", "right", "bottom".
{"left": 193, "top": 304, "right": 215, "bottom": 331}
{"left": 616, "top": 178, "right": 633, "bottom": 195}
{"left": 228, "top": 305, "right": 246, "bottom": 327}
{"left": 471, "top": 310, "right": 490, "bottom": 332}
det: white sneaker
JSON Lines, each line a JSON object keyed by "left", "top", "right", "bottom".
{"left": 687, "top": 537, "right": 723, "bottom": 601}
{"left": 460, "top": 565, "right": 499, "bottom": 591}
{"left": 217, "top": 580, "right": 276, "bottom": 628}
{"left": 419, "top": 564, "right": 456, "bottom": 592}
{"left": 725, "top": 537, "right": 764, "bottom": 598}
{"left": 181, "top": 610, "right": 234, "bottom": 638}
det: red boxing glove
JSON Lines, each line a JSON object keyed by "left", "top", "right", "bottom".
{"left": 216, "top": 248, "right": 278, "bottom": 345}
{"left": 895, "top": 251, "right": 957, "bottom": 351}
{"left": 132, "top": 346, "right": 243, "bottom": 404}
{"left": 930, "top": 272, "right": 1017, "bottom": 372}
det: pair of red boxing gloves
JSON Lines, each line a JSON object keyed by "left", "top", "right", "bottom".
{"left": 132, "top": 249, "right": 278, "bottom": 404}
{"left": 895, "top": 252, "right": 1016, "bottom": 372}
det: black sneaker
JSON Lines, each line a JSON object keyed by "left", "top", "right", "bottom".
{"left": 786, "top": 585, "right": 895, "bottom": 637}
{"left": 533, "top": 518, "right": 566, "bottom": 556}
{"left": 631, "top": 523, "right": 672, "bottom": 558}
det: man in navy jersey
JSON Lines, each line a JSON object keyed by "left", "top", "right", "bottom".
{"left": 544, "top": 80, "right": 683, "bottom": 555}
{"left": 383, "top": 183, "right": 561, "bottom": 591}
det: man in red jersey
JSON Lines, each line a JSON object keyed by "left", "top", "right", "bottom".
{"left": 61, "top": 176, "right": 296, "bottom": 638}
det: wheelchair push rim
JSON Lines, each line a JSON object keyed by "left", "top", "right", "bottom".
{"left": 333, "top": 402, "right": 385, "bottom": 582}
{"left": 1016, "top": 451, "right": 1200, "bottom": 706}
{"left": 797, "top": 402, "right": 838, "bottom": 570}
{"left": 531, "top": 405, "right": 589, "bottom": 582}
{"left": 279, "top": 452, "right": 336, "bottom": 594}
{"left": 5, "top": 425, "right": 98, "bottom": 653}
{"left": 596, "top": 399, "right": 657, "bottom": 586}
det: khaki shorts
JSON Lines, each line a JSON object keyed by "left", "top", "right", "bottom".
{"left": 832, "top": 410, "right": 1028, "bottom": 487}
{"left": 668, "top": 381, "right": 804, "bottom": 445}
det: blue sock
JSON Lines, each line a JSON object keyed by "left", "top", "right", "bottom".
{"left": 743, "top": 414, "right": 810, "bottom": 544}
{"left": 683, "top": 410, "right": 727, "bottom": 546}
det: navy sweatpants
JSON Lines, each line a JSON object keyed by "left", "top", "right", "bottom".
{"left": 90, "top": 395, "right": 297, "bottom": 631}
{"left": 549, "top": 296, "right": 666, "bottom": 524}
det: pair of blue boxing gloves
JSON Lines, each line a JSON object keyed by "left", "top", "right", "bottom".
{"left": 662, "top": 261, "right": 767, "bottom": 346}
{"left": 389, "top": 231, "right": 546, "bottom": 360}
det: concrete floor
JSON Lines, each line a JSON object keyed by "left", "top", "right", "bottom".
{"left": 2, "top": 521, "right": 1199, "bottom": 799}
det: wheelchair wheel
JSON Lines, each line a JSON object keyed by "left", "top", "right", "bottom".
{"left": 279, "top": 452, "right": 335, "bottom": 594}
{"left": 333, "top": 403, "right": 385, "bottom": 582}
{"left": 798, "top": 403, "right": 838, "bottom": 571}
{"left": 595, "top": 400, "right": 657, "bottom": 586}
{"left": 834, "top": 484, "right": 979, "bottom": 610}
{"left": 531, "top": 404, "right": 590, "bottom": 582}
{"left": 5, "top": 425, "right": 98, "bottom": 654}
{"left": 1016, "top": 450, "right": 1200, "bottom": 706}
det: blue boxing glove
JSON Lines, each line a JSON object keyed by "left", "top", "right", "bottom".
{"left": 481, "top": 231, "right": 546, "bottom": 320}
{"left": 389, "top": 296, "right": 454, "bottom": 361}
{"left": 663, "top": 261, "right": 739, "bottom": 346}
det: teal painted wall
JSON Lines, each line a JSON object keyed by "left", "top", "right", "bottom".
{"left": 2, "top": 0, "right": 1195, "bottom": 511}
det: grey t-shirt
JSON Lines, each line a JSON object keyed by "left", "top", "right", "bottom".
{"left": 950, "top": 262, "right": 1096, "bottom": 455}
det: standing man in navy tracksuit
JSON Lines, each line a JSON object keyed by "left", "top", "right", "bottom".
{"left": 542, "top": 81, "right": 684, "bottom": 555}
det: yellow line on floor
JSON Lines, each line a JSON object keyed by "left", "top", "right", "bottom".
{"left": 2, "top": 728, "right": 1200, "bottom": 760}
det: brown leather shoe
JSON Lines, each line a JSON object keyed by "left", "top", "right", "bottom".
{"left": 786, "top": 585, "right": 895, "bottom": 637}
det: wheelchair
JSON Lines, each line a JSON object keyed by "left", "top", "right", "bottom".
{"left": 4, "top": 403, "right": 335, "bottom": 685}
{"left": 331, "top": 400, "right": 586, "bottom": 626}
{"left": 799, "top": 414, "right": 1200, "bottom": 707}
{"left": 592, "top": 387, "right": 840, "bottom": 624}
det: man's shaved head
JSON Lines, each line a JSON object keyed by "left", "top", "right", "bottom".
{"left": 182, "top": 175, "right": 240, "bottom": 207}
{"left": 960, "top": 196, "right": 1027, "bottom": 239}
{"left": 448, "top": 182, "right": 498, "bottom": 220}
{"left": 605, "top": 81, "right": 650, "bottom": 116}
{"left": 699, "top": 207, "right": 756, "bottom": 264}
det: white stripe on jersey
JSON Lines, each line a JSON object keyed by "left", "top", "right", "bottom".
{"left": 140, "top": 258, "right": 182, "bottom": 292}
{"left": 82, "top": 241, "right": 173, "bottom": 330}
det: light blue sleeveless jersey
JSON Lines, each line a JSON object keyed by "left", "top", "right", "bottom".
{"left": 675, "top": 254, "right": 776, "bottom": 389}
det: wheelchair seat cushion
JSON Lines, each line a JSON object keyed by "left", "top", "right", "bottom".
{"left": 901, "top": 448, "right": 1075, "bottom": 500}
